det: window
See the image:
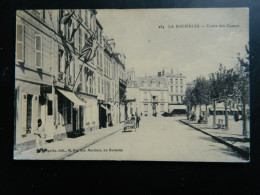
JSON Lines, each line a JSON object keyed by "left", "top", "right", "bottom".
{"left": 98, "top": 77, "right": 100, "bottom": 93}
{"left": 180, "top": 86, "right": 183, "bottom": 92}
{"left": 85, "top": 68, "right": 88, "bottom": 93}
{"left": 35, "top": 35, "right": 42, "bottom": 69}
{"left": 170, "top": 79, "right": 173, "bottom": 84}
{"left": 66, "top": 99, "right": 71, "bottom": 124}
{"left": 79, "top": 65, "right": 83, "bottom": 88}
{"left": 176, "top": 96, "right": 179, "bottom": 102}
{"left": 99, "top": 30, "right": 102, "bottom": 44}
{"left": 26, "top": 94, "right": 33, "bottom": 133}
{"left": 89, "top": 77, "right": 93, "bottom": 94}
{"left": 101, "top": 78, "right": 104, "bottom": 94}
{"left": 47, "top": 100, "right": 53, "bottom": 115}
{"left": 171, "top": 86, "right": 173, "bottom": 92}
{"left": 72, "top": 59, "right": 75, "bottom": 82}
{"left": 16, "top": 23, "right": 24, "bottom": 62}
{"left": 176, "top": 86, "right": 178, "bottom": 93}
{"left": 108, "top": 62, "right": 110, "bottom": 76}
{"left": 175, "top": 79, "right": 178, "bottom": 84}
{"left": 180, "top": 79, "right": 183, "bottom": 84}
{"left": 171, "top": 95, "right": 173, "bottom": 102}
{"left": 100, "top": 52, "right": 102, "bottom": 68}
{"left": 58, "top": 48, "right": 65, "bottom": 73}
{"left": 97, "top": 50, "right": 99, "bottom": 66}
{"left": 144, "top": 104, "right": 148, "bottom": 112}
{"left": 130, "top": 107, "right": 133, "bottom": 115}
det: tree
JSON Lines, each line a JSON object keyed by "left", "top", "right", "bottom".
{"left": 193, "top": 76, "right": 211, "bottom": 123}
{"left": 236, "top": 45, "right": 250, "bottom": 137}
{"left": 209, "top": 64, "right": 239, "bottom": 130}
{"left": 183, "top": 86, "right": 195, "bottom": 119}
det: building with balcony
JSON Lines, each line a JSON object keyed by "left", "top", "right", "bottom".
{"left": 15, "top": 9, "right": 127, "bottom": 151}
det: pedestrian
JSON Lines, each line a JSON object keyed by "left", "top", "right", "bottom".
{"left": 130, "top": 114, "right": 136, "bottom": 130}
{"left": 234, "top": 112, "right": 239, "bottom": 122}
{"left": 34, "top": 119, "right": 47, "bottom": 153}
{"left": 136, "top": 114, "right": 141, "bottom": 128}
{"left": 198, "top": 114, "right": 204, "bottom": 124}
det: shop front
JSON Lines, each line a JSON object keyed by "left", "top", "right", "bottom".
{"left": 99, "top": 103, "right": 110, "bottom": 128}
{"left": 56, "top": 88, "right": 86, "bottom": 137}
{"left": 14, "top": 82, "right": 60, "bottom": 150}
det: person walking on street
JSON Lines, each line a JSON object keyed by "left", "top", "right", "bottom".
{"left": 131, "top": 114, "right": 136, "bottom": 131}
{"left": 136, "top": 114, "right": 141, "bottom": 128}
{"left": 34, "top": 119, "right": 47, "bottom": 153}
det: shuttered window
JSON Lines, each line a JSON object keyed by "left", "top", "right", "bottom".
{"left": 35, "top": 35, "right": 42, "bottom": 69}
{"left": 16, "top": 23, "right": 24, "bottom": 62}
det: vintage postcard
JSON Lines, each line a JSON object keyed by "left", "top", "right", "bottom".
{"left": 14, "top": 8, "right": 250, "bottom": 161}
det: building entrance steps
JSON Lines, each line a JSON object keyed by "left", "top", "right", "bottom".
{"left": 14, "top": 123, "right": 124, "bottom": 160}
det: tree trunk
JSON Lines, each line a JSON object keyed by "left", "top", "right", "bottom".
{"left": 224, "top": 100, "right": 229, "bottom": 130}
{"left": 242, "top": 101, "right": 248, "bottom": 137}
{"left": 205, "top": 105, "right": 208, "bottom": 124}
{"left": 186, "top": 105, "right": 189, "bottom": 120}
{"left": 213, "top": 101, "right": 216, "bottom": 128}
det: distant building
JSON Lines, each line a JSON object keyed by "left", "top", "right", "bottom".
{"left": 126, "top": 68, "right": 187, "bottom": 117}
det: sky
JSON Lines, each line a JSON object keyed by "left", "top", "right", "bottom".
{"left": 96, "top": 8, "right": 249, "bottom": 82}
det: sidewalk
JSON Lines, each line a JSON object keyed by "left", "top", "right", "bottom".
{"left": 14, "top": 123, "right": 124, "bottom": 160}
{"left": 180, "top": 116, "right": 250, "bottom": 160}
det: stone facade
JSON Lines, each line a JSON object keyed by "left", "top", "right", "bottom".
{"left": 126, "top": 69, "right": 187, "bottom": 117}
{"left": 15, "top": 10, "right": 127, "bottom": 150}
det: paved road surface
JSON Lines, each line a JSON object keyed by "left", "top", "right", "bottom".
{"left": 65, "top": 116, "right": 246, "bottom": 162}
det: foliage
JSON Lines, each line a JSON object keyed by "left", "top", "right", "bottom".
{"left": 193, "top": 76, "right": 211, "bottom": 106}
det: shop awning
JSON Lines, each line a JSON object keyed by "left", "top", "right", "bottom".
{"left": 57, "top": 89, "right": 86, "bottom": 107}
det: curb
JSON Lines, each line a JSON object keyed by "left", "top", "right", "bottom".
{"left": 179, "top": 120, "right": 250, "bottom": 160}
{"left": 54, "top": 125, "right": 123, "bottom": 160}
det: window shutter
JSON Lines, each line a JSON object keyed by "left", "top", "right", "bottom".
{"left": 54, "top": 95, "right": 59, "bottom": 125}
{"left": 35, "top": 35, "right": 42, "bottom": 69}
{"left": 16, "top": 23, "right": 24, "bottom": 62}
{"left": 32, "top": 95, "right": 39, "bottom": 132}
{"left": 21, "top": 93, "right": 27, "bottom": 135}
{"left": 61, "top": 49, "right": 65, "bottom": 73}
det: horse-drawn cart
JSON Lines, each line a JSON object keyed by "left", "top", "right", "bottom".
{"left": 123, "top": 120, "right": 136, "bottom": 132}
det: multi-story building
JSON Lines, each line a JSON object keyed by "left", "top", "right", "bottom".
{"left": 164, "top": 69, "right": 187, "bottom": 113}
{"left": 15, "top": 9, "right": 127, "bottom": 151}
{"left": 126, "top": 68, "right": 187, "bottom": 117}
